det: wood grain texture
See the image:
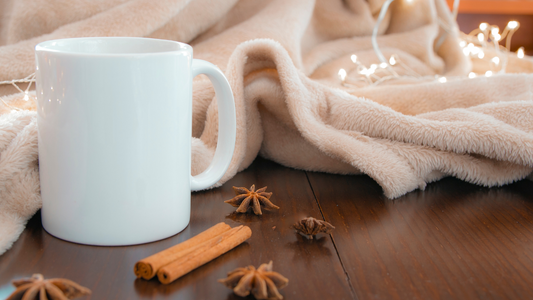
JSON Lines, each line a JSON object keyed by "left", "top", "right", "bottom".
{"left": 307, "top": 172, "right": 533, "bottom": 300}
{"left": 0, "top": 158, "right": 353, "bottom": 300}
{"left": 1, "top": 158, "right": 533, "bottom": 299}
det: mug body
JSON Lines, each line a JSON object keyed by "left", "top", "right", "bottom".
{"left": 35, "top": 37, "right": 193, "bottom": 245}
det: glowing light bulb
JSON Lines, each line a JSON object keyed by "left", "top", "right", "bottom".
{"left": 389, "top": 56, "right": 397, "bottom": 66}
{"left": 463, "top": 43, "right": 475, "bottom": 56}
{"left": 507, "top": 21, "right": 519, "bottom": 29}
{"left": 468, "top": 72, "right": 476, "bottom": 78}
{"left": 359, "top": 68, "right": 370, "bottom": 76}
{"left": 485, "top": 70, "right": 493, "bottom": 77}
{"left": 479, "top": 23, "right": 488, "bottom": 31}
{"left": 338, "top": 69, "right": 347, "bottom": 81}
{"left": 23, "top": 91, "right": 29, "bottom": 101}
{"left": 438, "top": 77, "right": 447, "bottom": 83}
{"left": 351, "top": 54, "right": 357, "bottom": 63}
{"left": 459, "top": 41, "right": 466, "bottom": 48}
{"left": 492, "top": 33, "right": 501, "bottom": 41}
{"left": 491, "top": 56, "right": 500, "bottom": 65}
{"left": 517, "top": 47, "right": 525, "bottom": 59}
{"left": 477, "top": 33, "right": 485, "bottom": 42}
{"left": 369, "top": 64, "right": 377, "bottom": 73}
{"left": 491, "top": 27, "right": 499, "bottom": 35}
{"left": 478, "top": 51, "right": 485, "bottom": 59}
{"left": 380, "top": 62, "right": 388, "bottom": 68}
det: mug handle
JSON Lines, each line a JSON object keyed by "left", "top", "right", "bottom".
{"left": 190, "top": 59, "right": 236, "bottom": 191}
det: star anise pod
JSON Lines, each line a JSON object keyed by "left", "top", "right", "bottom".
{"left": 6, "top": 273, "right": 91, "bottom": 300}
{"left": 225, "top": 185, "right": 279, "bottom": 215}
{"left": 292, "top": 217, "right": 335, "bottom": 239}
{"left": 218, "top": 261, "right": 288, "bottom": 300}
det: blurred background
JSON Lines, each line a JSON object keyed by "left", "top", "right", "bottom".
{"left": 447, "top": 0, "right": 533, "bottom": 54}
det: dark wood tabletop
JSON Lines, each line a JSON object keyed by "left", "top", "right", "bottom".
{"left": 1, "top": 157, "right": 533, "bottom": 300}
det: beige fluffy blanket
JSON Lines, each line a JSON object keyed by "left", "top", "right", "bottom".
{"left": 0, "top": 0, "right": 532, "bottom": 255}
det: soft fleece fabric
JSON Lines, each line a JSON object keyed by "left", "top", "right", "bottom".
{"left": 0, "top": 0, "right": 532, "bottom": 255}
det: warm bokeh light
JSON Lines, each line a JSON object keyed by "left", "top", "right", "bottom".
{"left": 517, "top": 47, "right": 525, "bottom": 59}
{"left": 359, "top": 67, "right": 370, "bottom": 76}
{"left": 507, "top": 21, "right": 519, "bottom": 29}
{"left": 338, "top": 69, "right": 347, "bottom": 81}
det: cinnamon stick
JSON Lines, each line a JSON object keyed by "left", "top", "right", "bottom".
{"left": 157, "top": 225, "right": 252, "bottom": 284}
{"left": 134, "top": 222, "right": 231, "bottom": 280}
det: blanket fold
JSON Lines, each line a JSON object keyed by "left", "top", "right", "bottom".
{"left": 0, "top": 0, "right": 532, "bottom": 255}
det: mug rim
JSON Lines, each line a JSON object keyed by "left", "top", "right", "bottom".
{"left": 35, "top": 37, "right": 192, "bottom": 57}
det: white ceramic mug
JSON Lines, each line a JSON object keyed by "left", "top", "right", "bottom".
{"left": 35, "top": 37, "right": 236, "bottom": 246}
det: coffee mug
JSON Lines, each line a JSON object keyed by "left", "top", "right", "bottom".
{"left": 35, "top": 37, "right": 236, "bottom": 246}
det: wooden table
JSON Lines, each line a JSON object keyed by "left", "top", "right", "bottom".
{"left": 1, "top": 157, "right": 533, "bottom": 299}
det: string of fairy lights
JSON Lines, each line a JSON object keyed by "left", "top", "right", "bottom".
{"left": 460, "top": 20, "right": 523, "bottom": 78}
{"left": 0, "top": 0, "right": 530, "bottom": 108}
{"left": 0, "top": 73, "right": 35, "bottom": 111}
{"left": 338, "top": 0, "right": 528, "bottom": 87}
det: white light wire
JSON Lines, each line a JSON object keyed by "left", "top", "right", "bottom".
{"left": 372, "top": 0, "right": 457, "bottom": 75}
{"left": 0, "top": 72, "right": 36, "bottom": 111}
{"left": 435, "top": 0, "right": 460, "bottom": 51}
{"left": 372, "top": 0, "right": 395, "bottom": 64}
{"left": 452, "top": 0, "right": 460, "bottom": 20}
{"left": 342, "top": 0, "right": 525, "bottom": 87}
